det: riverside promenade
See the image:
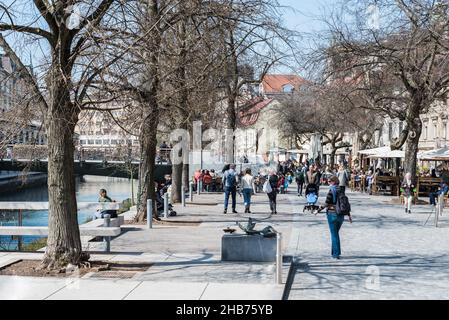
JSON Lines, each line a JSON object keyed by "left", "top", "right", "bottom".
{"left": 0, "top": 191, "right": 296, "bottom": 300}
{"left": 1, "top": 185, "right": 449, "bottom": 300}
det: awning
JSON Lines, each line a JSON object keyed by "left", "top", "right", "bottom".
{"left": 418, "top": 147, "right": 449, "bottom": 161}
{"left": 359, "top": 146, "right": 405, "bottom": 158}
{"left": 287, "top": 149, "right": 309, "bottom": 154}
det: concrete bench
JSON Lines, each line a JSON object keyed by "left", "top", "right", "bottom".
{"left": 80, "top": 216, "right": 124, "bottom": 243}
{"left": 0, "top": 226, "right": 121, "bottom": 252}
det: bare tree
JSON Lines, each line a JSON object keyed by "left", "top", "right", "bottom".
{"left": 0, "top": 0, "right": 123, "bottom": 269}
{"left": 319, "top": 0, "right": 449, "bottom": 177}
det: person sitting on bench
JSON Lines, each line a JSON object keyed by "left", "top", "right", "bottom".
{"left": 429, "top": 181, "right": 449, "bottom": 206}
{"left": 95, "top": 189, "right": 118, "bottom": 219}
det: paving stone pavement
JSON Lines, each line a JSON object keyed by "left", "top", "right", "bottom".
{"left": 287, "top": 187, "right": 449, "bottom": 300}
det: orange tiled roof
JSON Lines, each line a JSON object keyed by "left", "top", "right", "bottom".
{"left": 238, "top": 98, "right": 274, "bottom": 127}
{"left": 261, "top": 74, "right": 306, "bottom": 94}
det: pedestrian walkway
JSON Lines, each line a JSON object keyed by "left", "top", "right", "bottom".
{"left": 0, "top": 190, "right": 298, "bottom": 300}
{"left": 0, "top": 275, "right": 283, "bottom": 300}
{"left": 287, "top": 187, "right": 449, "bottom": 300}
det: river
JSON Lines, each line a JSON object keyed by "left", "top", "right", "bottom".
{"left": 0, "top": 175, "right": 136, "bottom": 250}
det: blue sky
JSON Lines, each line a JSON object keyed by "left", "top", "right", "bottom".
{"left": 278, "top": 0, "right": 337, "bottom": 34}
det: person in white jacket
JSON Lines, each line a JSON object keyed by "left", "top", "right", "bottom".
{"left": 241, "top": 168, "right": 256, "bottom": 213}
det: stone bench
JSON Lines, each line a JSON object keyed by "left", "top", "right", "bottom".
{"left": 0, "top": 226, "right": 121, "bottom": 252}
{"left": 80, "top": 216, "right": 125, "bottom": 243}
{"left": 221, "top": 234, "right": 277, "bottom": 262}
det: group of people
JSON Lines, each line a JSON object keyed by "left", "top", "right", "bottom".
{"left": 193, "top": 169, "right": 220, "bottom": 192}
{"left": 401, "top": 173, "right": 449, "bottom": 214}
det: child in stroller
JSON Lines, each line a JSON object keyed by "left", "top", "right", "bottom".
{"left": 303, "top": 183, "right": 320, "bottom": 214}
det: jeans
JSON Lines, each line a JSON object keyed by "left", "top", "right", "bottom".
{"left": 268, "top": 191, "right": 277, "bottom": 212}
{"left": 297, "top": 182, "right": 303, "bottom": 195}
{"left": 327, "top": 212, "right": 344, "bottom": 258}
{"left": 243, "top": 189, "right": 252, "bottom": 208}
{"left": 404, "top": 196, "right": 413, "bottom": 211}
{"left": 224, "top": 186, "right": 237, "bottom": 210}
{"left": 429, "top": 192, "right": 439, "bottom": 205}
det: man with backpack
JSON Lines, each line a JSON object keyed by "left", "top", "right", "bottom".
{"left": 324, "top": 176, "right": 352, "bottom": 259}
{"left": 223, "top": 164, "right": 239, "bottom": 214}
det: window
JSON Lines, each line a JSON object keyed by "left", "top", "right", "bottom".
{"left": 399, "top": 122, "right": 403, "bottom": 135}
{"left": 88, "top": 140, "right": 94, "bottom": 145}
{"left": 111, "top": 140, "right": 117, "bottom": 145}
{"left": 95, "top": 140, "right": 102, "bottom": 145}
{"left": 444, "top": 122, "right": 448, "bottom": 140}
{"left": 282, "top": 84, "right": 294, "bottom": 93}
{"left": 424, "top": 125, "right": 428, "bottom": 140}
{"left": 80, "top": 140, "right": 86, "bottom": 145}
{"left": 103, "top": 139, "right": 110, "bottom": 145}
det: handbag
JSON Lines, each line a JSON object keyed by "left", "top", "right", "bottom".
{"left": 263, "top": 180, "right": 272, "bottom": 194}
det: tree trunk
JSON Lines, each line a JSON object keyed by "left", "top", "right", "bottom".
{"left": 41, "top": 103, "right": 84, "bottom": 269}
{"left": 225, "top": 96, "right": 236, "bottom": 163}
{"left": 330, "top": 147, "right": 337, "bottom": 168}
{"left": 171, "top": 162, "right": 183, "bottom": 203}
{"left": 135, "top": 106, "right": 159, "bottom": 223}
{"left": 183, "top": 163, "right": 190, "bottom": 189}
{"left": 403, "top": 117, "right": 422, "bottom": 179}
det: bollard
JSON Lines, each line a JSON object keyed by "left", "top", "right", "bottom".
{"left": 189, "top": 183, "right": 194, "bottom": 202}
{"left": 164, "top": 193, "right": 169, "bottom": 218}
{"left": 147, "top": 199, "right": 153, "bottom": 229}
{"left": 181, "top": 185, "right": 186, "bottom": 207}
{"left": 103, "top": 214, "right": 111, "bottom": 253}
{"left": 276, "top": 232, "right": 283, "bottom": 285}
{"left": 197, "top": 179, "right": 201, "bottom": 195}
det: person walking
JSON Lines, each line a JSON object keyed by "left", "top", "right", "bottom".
{"left": 402, "top": 172, "right": 415, "bottom": 214}
{"left": 296, "top": 168, "right": 305, "bottom": 196}
{"left": 241, "top": 168, "right": 256, "bottom": 213}
{"left": 223, "top": 164, "right": 238, "bottom": 214}
{"left": 266, "top": 170, "right": 279, "bottom": 214}
{"left": 324, "top": 176, "right": 352, "bottom": 259}
{"left": 337, "top": 165, "right": 349, "bottom": 193}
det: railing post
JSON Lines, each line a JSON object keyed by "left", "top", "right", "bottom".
{"left": 276, "top": 232, "right": 283, "bottom": 285}
{"left": 18, "top": 209, "right": 23, "bottom": 251}
{"left": 189, "top": 182, "right": 194, "bottom": 202}
{"left": 147, "top": 199, "right": 153, "bottom": 229}
{"left": 164, "top": 193, "right": 169, "bottom": 218}
{"left": 103, "top": 214, "right": 111, "bottom": 253}
{"left": 181, "top": 185, "right": 186, "bottom": 207}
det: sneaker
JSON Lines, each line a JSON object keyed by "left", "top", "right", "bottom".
{"left": 405, "top": 208, "right": 408, "bottom": 213}
{"left": 408, "top": 210, "right": 412, "bottom": 214}
{"left": 232, "top": 210, "right": 238, "bottom": 214}
{"left": 223, "top": 209, "right": 227, "bottom": 214}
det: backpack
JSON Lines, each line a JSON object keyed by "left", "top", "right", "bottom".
{"left": 225, "top": 171, "right": 237, "bottom": 188}
{"left": 334, "top": 190, "right": 351, "bottom": 216}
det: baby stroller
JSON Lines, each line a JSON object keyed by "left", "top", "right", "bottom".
{"left": 156, "top": 185, "right": 177, "bottom": 217}
{"left": 303, "top": 183, "right": 320, "bottom": 214}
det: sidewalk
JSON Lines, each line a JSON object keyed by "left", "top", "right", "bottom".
{"left": 0, "top": 190, "right": 300, "bottom": 300}
{"left": 288, "top": 187, "right": 449, "bottom": 300}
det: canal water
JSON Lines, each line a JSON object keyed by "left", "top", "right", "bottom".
{"left": 0, "top": 175, "right": 136, "bottom": 250}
